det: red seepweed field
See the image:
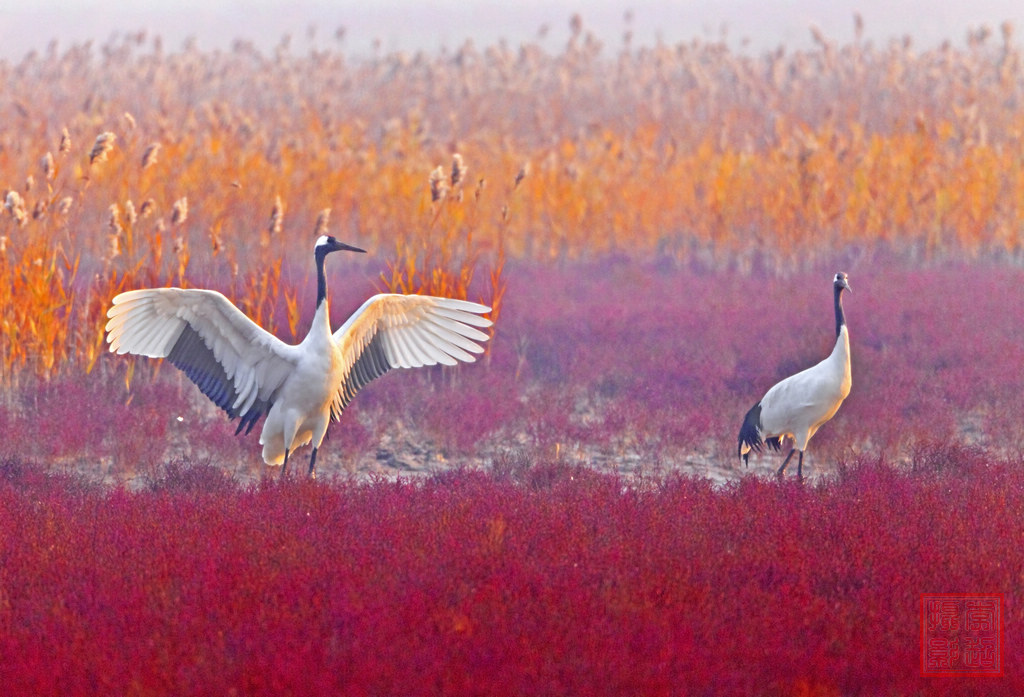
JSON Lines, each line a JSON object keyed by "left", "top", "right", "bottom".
{"left": 1, "top": 448, "right": 1023, "bottom": 695}
{"left": 2, "top": 17, "right": 1024, "bottom": 695}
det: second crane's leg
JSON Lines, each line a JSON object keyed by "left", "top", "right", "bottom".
{"left": 796, "top": 451, "right": 804, "bottom": 481}
{"left": 308, "top": 447, "right": 318, "bottom": 479}
{"left": 777, "top": 449, "right": 797, "bottom": 478}
{"left": 281, "top": 449, "right": 290, "bottom": 479}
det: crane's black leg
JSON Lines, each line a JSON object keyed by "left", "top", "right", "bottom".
{"left": 308, "top": 447, "right": 318, "bottom": 479}
{"left": 281, "top": 449, "right": 290, "bottom": 479}
{"left": 777, "top": 449, "right": 797, "bottom": 478}
{"left": 796, "top": 451, "right": 804, "bottom": 482}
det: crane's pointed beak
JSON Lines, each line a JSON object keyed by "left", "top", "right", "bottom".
{"left": 334, "top": 240, "right": 366, "bottom": 254}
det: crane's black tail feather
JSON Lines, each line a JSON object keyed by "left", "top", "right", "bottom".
{"left": 737, "top": 402, "right": 764, "bottom": 465}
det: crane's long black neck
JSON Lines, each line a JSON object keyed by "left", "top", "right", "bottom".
{"left": 315, "top": 248, "right": 330, "bottom": 308}
{"left": 834, "top": 284, "right": 846, "bottom": 338}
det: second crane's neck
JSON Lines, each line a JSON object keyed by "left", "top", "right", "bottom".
{"left": 834, "top": 283, "right": 847, "bottom": 339}
{"left": 830, "top": 284, "right": 851, "bottom": 378}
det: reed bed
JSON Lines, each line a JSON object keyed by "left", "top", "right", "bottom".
{"left": 1, "top": 20, "right": 1023, "bottom": 387}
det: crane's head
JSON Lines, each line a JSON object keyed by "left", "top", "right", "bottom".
{"left": 833, "top": 272, "right": 851, "bottom": 293}
{"left": 315, "top": 235, "right": 366, "bottom": 256}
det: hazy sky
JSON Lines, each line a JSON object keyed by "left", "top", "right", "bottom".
{"left": 1, "top": 0, "right": 1022, "bottom": 60}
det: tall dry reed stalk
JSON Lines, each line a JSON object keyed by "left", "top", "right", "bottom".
{"left": 0, "top": 21, "right": 1023, "bottom": 383}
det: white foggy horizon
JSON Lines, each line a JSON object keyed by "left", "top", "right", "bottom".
{"left": 0, "top": 0, "right": 1022, "bottom": 61}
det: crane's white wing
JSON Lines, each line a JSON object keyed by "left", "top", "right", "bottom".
{"left": 331, "top": 294, "right": 492, "bottom": 419}
{"left": 105, "top": 288, "right": 299, "bottom": 433}
{"left": 758, "top": 362, "right": 847, "bottom": 445}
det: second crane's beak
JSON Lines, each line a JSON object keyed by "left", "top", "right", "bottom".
{"left": 333, "top": 240, "right": 366, "bottom": 254}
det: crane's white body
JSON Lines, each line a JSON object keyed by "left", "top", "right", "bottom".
{"left": 260, "top": 299, "right": 339, "bottom": 465}
{"left": 737, "top": 272, "right": 852, "bottom": 479}
{"left": 750, "top": 325, "right": 851, "bottom": 453}
{"left": 105, "top": 236, "right": 492, "bottom": 475}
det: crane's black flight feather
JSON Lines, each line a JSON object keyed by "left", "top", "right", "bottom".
{"left": 166, "top": 323, "right": 273, "bottom": 434}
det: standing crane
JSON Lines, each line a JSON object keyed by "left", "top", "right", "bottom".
{"left": 737, "top": 272, "right": 852, "bottom": 480}
{"left": 105, "top": 235, "right": 492, "bottom": 478}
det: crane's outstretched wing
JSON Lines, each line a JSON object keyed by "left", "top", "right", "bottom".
{"left": 331, "top": 294, "right": 492, "bottom": 419}
{"left": 105, "top": 288, "right": 299, "bottom": 434}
